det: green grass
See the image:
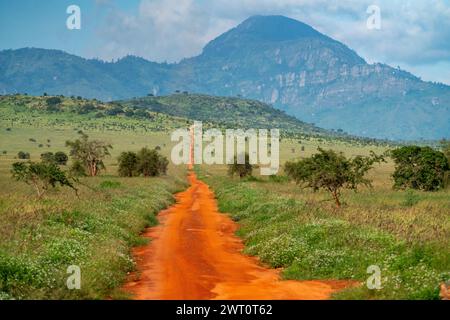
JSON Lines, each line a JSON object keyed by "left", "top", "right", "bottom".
{"left": 0, "top": 95, "right": 190, "bottom": 299}
{"left": 199, "top": 171, "right": 450, "bottom": 300}
{"left": 0, "top": 173, "right": 186, "bottom": 299}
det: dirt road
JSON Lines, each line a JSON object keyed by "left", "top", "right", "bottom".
{"left": 123, "top": 171, "right": 352, "bottom": 299}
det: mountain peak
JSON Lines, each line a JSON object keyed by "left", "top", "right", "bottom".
{"left": 236, "top": 15, "right": 326, "bottom": 41}
{"left": 202, "top": 15, "right": 330, "bottom": 56}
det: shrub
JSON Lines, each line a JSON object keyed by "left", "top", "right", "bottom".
{"left": 54, "top": 152, "right": 68, "bottom": 165}
{"left": 45, "top": 97, "right": 62, "bottom": 112}
{"left": 40, "top": 152, "right": 55, "bottom": 163}
{"left": 17, "top": 151, "right": 30, "bottom": 160}
{"left": 69, "top": 160, "right": 87, "bottom": 177}
{"left": 118, "top": 152, "right": 138, "bottom": 177}
{"left": 391, "top": 146, "right": 449, "bottom": 191}
{"left": 228, "top": 153, "right": 253, "bottom": 178}
{"left": 136, "top": 147, "right": 168, "bottom": 177}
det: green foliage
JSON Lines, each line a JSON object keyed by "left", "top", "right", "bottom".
{"left": 285, "top": 148, "right": 384, "bottom": 207}
{"left": 204, "top": 174, "right": 448, "bottom": 300}
{"left": 136, "top": 147, "right": 168, "bottom": 177}
{"left": 17, "top": 151, "right": 30, "bottom": 159}
{"left": 66, "top": 133, "right": 112, "bottom": 177}
{"left": 40, "top": 152, "right": 55, "bottom": 163}
{"left": 117, "top": 151, "right": 138, "bottom": 177}
{"left": 45, "top": 97, "right": 62, "bottom": 112}
{"left": 11, "top": 161, "right": 77, "bottom": 198}
{"left": 228, "top": 153, "right": 253, "bottom": 178}
{"left": 69, "top": 160, "right": 87, "bottom": 177}
{"left": 440, "top": 139, "right": 450, "bottom": 164}
{"left": 40, "top": 152, "right": 69, "bottom": 165}
{"left": 54, "top": 151, "right": 68, "bottom": 165}
{"left": 391, "top": 146, "right": 449, "bottom": 191}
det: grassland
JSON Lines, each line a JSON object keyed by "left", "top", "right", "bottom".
{"left": 1, "top": 94, "right": 448, "bottom": 300}
{"left": 199, "top": 147, "right": 450, "bottom": 299}
{"left": 0, "top": 95, "right": 189, "bottom": 299}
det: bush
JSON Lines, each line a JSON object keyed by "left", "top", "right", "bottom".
{"left": 136, "top": 148, "right": 168, "bottom": 177}
{"left": 40, "top": 152, "right": 55, "bottom": 163}
{"left": 54, "top": 152, "right": 68, "bottom": 165}
{"left": 69, "top": 160, "right": 87, "bottom": 177}
{"left": 45, "top": 97, "right": 62, "bottom": 112}
{"left": 17, "top": 151, "right": 30, "bottom": 160}
{"left": 228, "top": 153, "right": 253, "bottom": 178}
{"left": 391, "top": 146, "right": 449, "bottom": 191}
{"left": 118, "top": 152, "right": 138, "bottom": 177}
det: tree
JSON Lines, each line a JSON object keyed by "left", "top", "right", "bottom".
{"left": 228, "top": 153, "right": 253, "bottom": 178}
{"left": 391, "top": 146, "right": 449, "bottom": 191}
{"left": 118, "top": 151, "right": 138, "bottom": 177}
{"left": 45, "top": 97, "right": 62, "bottom": 112}
{"left": 11, "top": 161, "right": 77, "bottom": 198}
{"left": 69, "top": 160, "right": 87, "bottom": 177}
{"left": 17, "top": 151, "right": 30, "bottom": 160}
{"left": 285, "top": 148, "right": 384, "bottom": 207}
{"left": 40, "top": 152, "right": 55, "bottom": 163}
{"left": 136, "top": 147, "right": 168, "bottom": 177}
{"left": 66, "top": 133, "right": 112, "bottom": 177}
{"left": 440, "top": 139, "right": 450, "bottom": 163}
{"left": 54, "top": 151, "right": 68, "bottom": 165}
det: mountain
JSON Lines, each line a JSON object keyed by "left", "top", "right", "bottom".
{"left": 1, "top": 15, "right": 449, "bottom": 140}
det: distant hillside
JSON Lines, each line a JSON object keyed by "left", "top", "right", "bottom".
{"left": 1, "top": 94, "right": 392, "bottom": 146}
{"left": 1, "top": 15, "right": 449, "bottom": 140}
{"left": 0, "top": 94, "right": 191, "bottom": 133}
{"left": 121, "top": 93, "right": 325, "bottom": 134}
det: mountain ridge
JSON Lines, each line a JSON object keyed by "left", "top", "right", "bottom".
{"left": 1, "top": 15, "right": 449, "bottom": 140}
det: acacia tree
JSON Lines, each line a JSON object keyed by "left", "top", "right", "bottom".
{"left": 285, "top": 148, "right": 384, "bottom": 207}
{"left": 11, "top": 161, "right": 77, "bottom": 198}
{"left": 66, "top": 133, "right": 112, "bottom": 177}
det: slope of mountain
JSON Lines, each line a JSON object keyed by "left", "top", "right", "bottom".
{"left": 121, "top": 93, "right": 325, "bottom": 135}
{"left": 0, "top": 93, "right": 335, "bottom": 138}
{"left": 1, "top": 15, "right": 449, "bottom": 140}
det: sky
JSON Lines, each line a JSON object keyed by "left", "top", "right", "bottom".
{"left": 1, "top": 0, "right": 450, "bottom": 85}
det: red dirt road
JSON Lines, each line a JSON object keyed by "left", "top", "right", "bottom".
{"left": 123, "top": 172, "right": 352, "bottom": 300}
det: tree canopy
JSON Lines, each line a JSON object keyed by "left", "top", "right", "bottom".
{"left": 391, "top": 146, "right": 449, "bottom": 191}
{"left": 66, "top": 134, "right": 112, "bottom": 177}
{"left": 285, "top": 148, "right": 384, "bottom": 207}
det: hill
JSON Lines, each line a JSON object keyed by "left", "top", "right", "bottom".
{"left": 1, "top": 15, "right": 449, "bottom": 140}
{"left": 121, "top": 93, "right": 324, "bottom": 135}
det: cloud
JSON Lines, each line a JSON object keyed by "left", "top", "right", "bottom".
{"left": 88, "top": 0, "right": 450, "bottom": 80}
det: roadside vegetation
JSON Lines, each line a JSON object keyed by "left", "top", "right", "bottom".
{"left": 207, "top": 145, "right": 450, "bottom": 300}
{"left": 0, "top": 109, "right": 186, "bottom": 299}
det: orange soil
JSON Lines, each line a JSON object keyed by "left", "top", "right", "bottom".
{"left": 123, "top": 171, "right": 354, "bottom": 300}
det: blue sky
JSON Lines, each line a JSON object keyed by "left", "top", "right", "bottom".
{"left": 1, "top": 0, "right": 450, "bottom": 85}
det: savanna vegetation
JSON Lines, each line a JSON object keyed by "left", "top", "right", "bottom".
{"left": 0, "top": 95, "right": 187, "bottom": 299}
{"left": 1, "top": 94, "right": 449, "bottom": 300}
{"left": 199, "top": 143, "right": 450, "bottom": 300}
